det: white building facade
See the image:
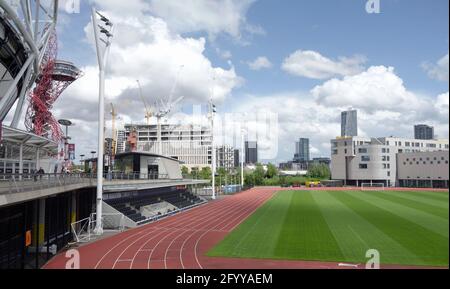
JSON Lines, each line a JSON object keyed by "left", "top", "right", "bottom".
{"left": 117, "top": 124, "right": 212, "bottom": 170}
{"left": 331, "top": 136, "right": 449, "bottom": 187}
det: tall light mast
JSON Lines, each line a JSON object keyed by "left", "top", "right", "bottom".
{"left": 92, "top": 7, "right": 114, "bottom": 235}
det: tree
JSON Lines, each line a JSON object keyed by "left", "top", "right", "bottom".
{"left": 266, "top": 163, "right": 278, "bottom": 179}
{"left": 308, "top": 163, "right": 331, "bottom": 179}
{"left": 199, "top": 167, "right": 212, "bottom": 181}
{"left": 253, "top": 164, "right": 265, "bottom": 185}
{"left": 181, "top": 166, "right": 189, "bottom": 177}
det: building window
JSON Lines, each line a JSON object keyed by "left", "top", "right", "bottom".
{"left": 358, "top": 148, "right": 368, "bottom": 153}
{"left": 359, "top": 164, "right": 368, "bottom": 169}
{"left": 361, "top": 156, "right": 370, "bottom": 162}
{"left": 387, "top": 171, "right": 391, "bottom": 177}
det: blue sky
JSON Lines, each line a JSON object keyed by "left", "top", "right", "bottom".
{"left": 50, "top": 0, "right": 449, "bottom": 163}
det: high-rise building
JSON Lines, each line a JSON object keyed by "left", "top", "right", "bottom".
{"left": 414, "top": 125, "right": 434, "bottom": 140}
{"left": 294, "top": 138, "right": 310, "bottom": 162}
{"left": 234, "top": 149, "right": 240, "bottom": 168}
{"left": 341, "top": 110, "right": 358, "bottom": 137}
{"left": 216, "top": 145, "right": 235, "bottom": 172}
{"left": 245, "top": 141, "right": 258, "bottom": 164}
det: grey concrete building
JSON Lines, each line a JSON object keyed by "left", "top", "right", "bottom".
{"left": 341, "top": 110, "right": 358, "bottom": 137}
{"left": 294, "top": 138, "right": 310, "bottom": 162}
{"left": 245, "top": 141, "right": 258, "bottom": 165}
{"left": 397, "top": 151, "right": 449, "bottom": 188}
{"left": 331, "top": 136, "right": 449, "bottom": 187}
{"left": 414, "top": 124, "right": 435, "bottom": 140}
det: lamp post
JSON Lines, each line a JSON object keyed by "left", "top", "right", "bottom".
{"left": 92, "top": 7, "right": 114, "bottom": 235}
{"left": 241, "top": 129, "right": 247, "bottom": 187}
{"left": 80, "top": 154, "right": 85, "bottom": 170}
{"left": 209, "top": 100, "right": 217, "bottom": 200}
{"left": 58, "top": 119, "right": 73, "bottom": 169}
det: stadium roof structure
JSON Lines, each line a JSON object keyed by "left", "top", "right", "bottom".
{"left": 1, "top": 125, "right": 58, "bottom": 158}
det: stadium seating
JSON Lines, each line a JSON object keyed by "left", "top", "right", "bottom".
{"left": 105, "top": 190, "right": 205, "bottom": 225}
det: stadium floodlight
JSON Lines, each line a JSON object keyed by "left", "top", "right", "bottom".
{"left": 241, "top": 129, "right": 247, "bottom": 187}
{"left": 208, "top": 98, "right": 217, "bottom": 200}
{"left": 92, "top": 6, "right": 115, "bottom": 235}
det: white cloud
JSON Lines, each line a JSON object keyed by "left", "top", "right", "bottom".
{"left": 435, "top": 92, "right": 449, "bottom": 118}
{"left": 52, "top": 6, "right": 244, "bottom": 158}
{"left": 215, "top": 48, "right": 232, "bottom": 60}
{"left": 246, "top": 56, "right": 272, "bottom": 71}
{"left": 282, "top": 50, "right": 367, "bottom": 80}
{"left": 422, "top": 53, "right": 449, "bottom": 82}
{"left": 312, "top": 66, "right": 427, "bottom": 113}
{"left": 99, "top": 0, "right": 262, "bottom": 40}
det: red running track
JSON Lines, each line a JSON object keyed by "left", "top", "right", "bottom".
{"left": 44, "top": 187, "right": 447, "bottom": 269}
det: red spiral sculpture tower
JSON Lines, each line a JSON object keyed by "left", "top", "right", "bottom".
{"left": 25, "top": 29, "right": 82, "bottom": 142}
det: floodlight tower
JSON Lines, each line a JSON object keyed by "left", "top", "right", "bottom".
{"left": 208, "top": 99, "right": 217, "bottom": 200}
{"left": 92, "top": 7, "right": 114, "bottom": 235}
{"left": 241, "top": 129, "right": 247, "bottom": 187}
{"left": 0, "top": 0, "right": 60, "bottom": 126}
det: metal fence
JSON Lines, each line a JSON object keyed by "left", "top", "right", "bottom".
{"left": 0, "top": 172, "right": 182, "bottom": 195}
{"left": 0, "top": 173, "right": 94, "bottom": 195}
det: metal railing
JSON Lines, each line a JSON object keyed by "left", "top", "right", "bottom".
{"left": 0, "top": 173, "right": 94, "bottom": 195}
{"left": 100, "top": 172, "right": 170, "bottom": 181}
{"left": 0, "top": 172, "right": 186, "bottom": 195}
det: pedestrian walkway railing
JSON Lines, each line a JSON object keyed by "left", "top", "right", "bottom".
{"left": 0, "top": 172, "right": 200, "bottom": 195}
{"left": 0, "top": 173, "right": 94, "bottom": 195}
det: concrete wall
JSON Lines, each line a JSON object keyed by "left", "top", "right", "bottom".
{"left": 397, "top": 151, "right": 449, "bottom": 181}
{"left": 139, "top": 155, "right": 182, "bottom": 180}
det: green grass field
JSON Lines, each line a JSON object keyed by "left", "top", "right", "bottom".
{"left": 207, "top": 190, "right": 449, "bottom": 267}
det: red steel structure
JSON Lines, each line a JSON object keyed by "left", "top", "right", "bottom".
{"left": 25, "top": 29, "right": 82, "bottom": 142}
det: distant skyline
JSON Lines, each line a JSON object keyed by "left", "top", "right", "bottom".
{"left": 6, "top": 0, "right": 449, "bottom": 163}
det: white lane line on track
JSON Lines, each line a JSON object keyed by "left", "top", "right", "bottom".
{"left": 131, "top": 196, "right": 237, "bottom": 269}
{"left": 95, "top": 192, "right": 233, "bottom": 269}
{"left": 194, "top": 190, "right": 276, "bottom": 269}
{"left": 163, "top": 196, "right": 250, "bottom": 269}
{"left": 177, "top": 191, "right": 261, "bottom": 269}
{"left": 179, "top": 190, "right": 266, "bottom": 268}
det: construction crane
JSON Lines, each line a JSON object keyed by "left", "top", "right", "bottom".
{"left": 137, "top": 80, "right": 153, "bottom": 125}
{"left": 110, "top": 103, "right": 117, "bottom": 156}
{"left": 155, "top": 65, "right": 185, "bottom": 155}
